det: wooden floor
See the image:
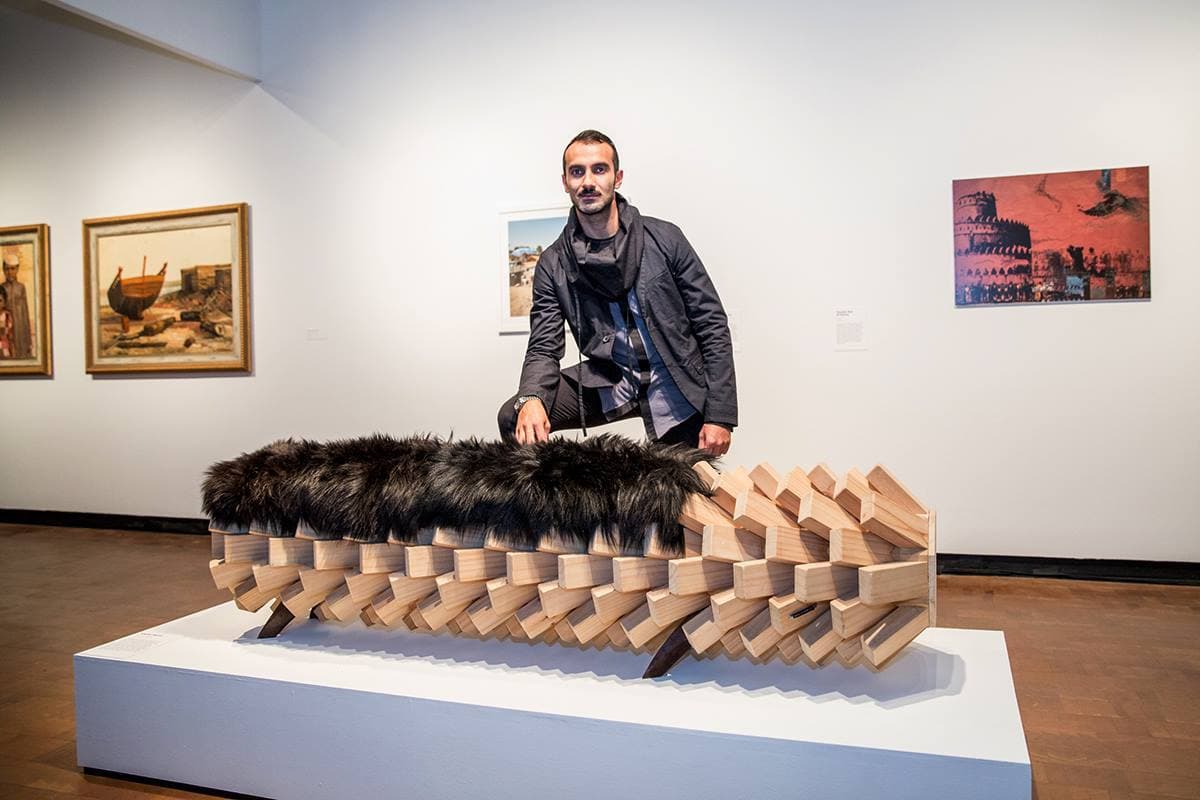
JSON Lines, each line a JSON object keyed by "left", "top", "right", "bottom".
{"left": 0, "top": 524, "right": 1197, "bottom": 799}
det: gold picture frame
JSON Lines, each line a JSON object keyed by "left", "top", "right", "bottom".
{"left": 83, "top": 203, "right": 251, "bottom": 374}
{"left": 0, "top": 223, "right": 53, "bottom": 376}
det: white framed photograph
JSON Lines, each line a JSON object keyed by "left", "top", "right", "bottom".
{"left": 499, "top": 207, "right": 568, "bottom": 334}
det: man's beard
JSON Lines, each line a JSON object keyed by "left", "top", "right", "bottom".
{"left": 574, "top": 191, "right": 613, "bottom": 216}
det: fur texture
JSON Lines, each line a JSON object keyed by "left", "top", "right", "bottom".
{"left": 202, "top": 434, "right": 713, "bottom": 552}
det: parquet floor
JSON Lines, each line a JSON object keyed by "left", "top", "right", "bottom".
{"left": 0, "top": 523, "right": 1197, "bottom": 799}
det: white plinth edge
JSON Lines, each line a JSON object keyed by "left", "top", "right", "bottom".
{"left": 75, "top": 602, "right": 1030, "bottom": 799}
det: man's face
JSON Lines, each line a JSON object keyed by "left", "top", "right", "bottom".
{"left": 2, "top": 265, "right": 16, "bottom": 282}
{"left": 562, "top": 141, "right": 623, "bottom": 217}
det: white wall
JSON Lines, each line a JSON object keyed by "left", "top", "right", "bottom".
{"left": 1, "top": 0, "right": 1197, "bottom": 561}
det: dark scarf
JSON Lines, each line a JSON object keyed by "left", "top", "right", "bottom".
{"left": 565, "top": 193, "right": 645, "bottom": 299}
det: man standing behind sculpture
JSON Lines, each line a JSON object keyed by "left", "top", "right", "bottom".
{"left": 499, "top": 130, "right": 736, "bottom": 456}
{"left": 1, "top": 252, "right": 32, "bottom": 359}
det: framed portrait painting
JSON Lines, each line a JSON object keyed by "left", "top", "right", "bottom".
{"left": 0, "top": 223, "right": 52, "bottom": 376}
{"left": 500, "top": 207, "right": 568, "bottom": 334}
{"left": 83, "top": 203, "right": 251, "bottom": 373}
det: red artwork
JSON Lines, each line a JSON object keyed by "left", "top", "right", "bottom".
{"left": 953, "top": 167, "right": 1149, "bottom": 305}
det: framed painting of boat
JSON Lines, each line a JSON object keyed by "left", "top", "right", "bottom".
{"left": 83, "top": 203, "right": 251, "bottom": 373}
{"left": 0, "top": 223, "right": 52, "bottom": 376}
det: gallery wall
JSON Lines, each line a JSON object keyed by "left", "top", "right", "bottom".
{"left": 1, "top": 0, "right": 1197, "bottom": 561}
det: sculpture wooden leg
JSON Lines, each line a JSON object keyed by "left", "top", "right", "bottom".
{"left": 258, "top": 601, "right": 296, "bottom": 639}
{"left": 642, "top": 610, "right": 702, "bottom": 679}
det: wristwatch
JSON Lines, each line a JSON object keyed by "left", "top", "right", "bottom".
{"left": 514, "top": 395, "right": 540, "bottom": 413}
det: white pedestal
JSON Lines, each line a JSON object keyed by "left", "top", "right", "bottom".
{"left": 75, "top": 603, "right": 1030, "bottom": 800}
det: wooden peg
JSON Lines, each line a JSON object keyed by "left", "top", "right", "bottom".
{"left": 866, "top": 464, "right": 929, "bottom": 516}
{"left": 668, "top": 557, "right": 734, "bottom": 595}
{"left": 538, "top": 579, "right": 592, "bottom": 617}
{"left": 739, "top": 607, "right": 784, "bottom": 658}
{"left": 829, "top": 529, "right": 894, "bottom": 566}
{"left": 748, "top": 462, "right": 783, "bottom": 498}
{"left": 732, "top": 559, "right": 795, "bottom": 599}
{"left": 859, "top": 493, "right": 928, "bottom": 548}
{"left": 224, "top": 534, "right": 268, "bottom": 564}
{"left": 830, "top": 596, "right": 895, "bottom": 638}
{"left": 764, "top": 527, "right": 829, "bottom": 564}
{"left": 862, "top": 606, "right": 929, "bottom": 667}
{"left": 645, "top": 587, "right": 709, "bottom": 627}
{"left": 768, "top": 595, "right": 827, "bottom": 635}
{"left": 268, "top": 537, "right": 312, "bottom": 567}
{"left": 210, "top": 559, "right": 253, "bottom": 590}
{"left": 733, "top": 489, "right": 798, "bottom": 536}
{"left": 709, "top": 588, "right": 768, "bottom": 630}
{"left": 808, "top": 464, "right": 837, "bottom": 498}
{"left": 453, "top": 548, "right": 508, "bottom": 582}
{"left": 794, "top": 562, "right": 858, "bottom": 602}
{"left": 702, "top": 524, "right": 765, "bottom": 563}
{"left": 359, "top": 542, "right": 406, "bottom": 574}
{"left": 612, "top": 557, "right": 669, "bottom": 592}
{"left": 859, "top": 561, "right": 928, "bottom": 605}
{"left": 797, "top": 491, "right": 862, "bottom": 537}
{"left": 252, "top": 563, "right": 300, "bottom": 593}
{"left": 558, "top": 554, "right": 614, "bottom": 589}
{"left": 506, "top": 551, "right": 559, "bottom": 585}
{"left": 798, "top": 608, "right": 840, "bottom": 663}
{"left": 833, "top": 468, "right": 872, "bottom": 520}
{"left": 312, "top": 539, "right": 359, "bottom": 571}
{"left": 772, "top": 467, "right": 813, "bottom": 517}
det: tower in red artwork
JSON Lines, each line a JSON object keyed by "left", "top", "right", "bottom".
{"left": 954, "top": 191, "right": 1033, "bottom": 303}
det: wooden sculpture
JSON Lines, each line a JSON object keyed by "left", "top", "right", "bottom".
{"left": 203, "top": 436, "right": 934, "bottom": 674}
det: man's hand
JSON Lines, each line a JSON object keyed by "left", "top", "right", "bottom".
{"left": 515, "top": 398, "right": 551, "bottom": 445}
{"left": 698, "top": 423, "right": 731, "bottom": 457}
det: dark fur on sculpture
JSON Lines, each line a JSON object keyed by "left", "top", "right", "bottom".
{"left": 202, "top": 434, "right": 714, "bottom": 553}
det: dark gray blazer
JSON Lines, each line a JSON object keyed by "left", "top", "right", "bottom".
{"left": 518, "top": 217, "right": 738, "bottom": 428}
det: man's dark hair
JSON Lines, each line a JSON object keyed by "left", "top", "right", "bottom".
{"left": 562, "top": 129, "right": 619, "bottom": 174}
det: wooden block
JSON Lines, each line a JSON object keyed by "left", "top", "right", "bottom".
{"left": 388, "top": 572, "right": 439, "bottom": 606}
{"left": 732, "top": 559, "right": 794, "bottom": 599}
{"left": 859, "top": 493, "right": 928, "bottom": 548}
{"left": 224, "top": 534, "right": 268, "bottom": 564}
{"left": 506, "top": 551, "right": 559, "bottom": 585}
{"left": 588, "top": 526, "right": 643, "bottom": 557}
{"left": 453, "top": 548, "right": 508, "bottom": 582}
{"left": 709, "top": 588, "right": 768, "bottom": 631}
{"left": 514, "top": 597, "right": 554, "bottom": 638}
{"left": 538, "top": 579, "right": 592, "bottom": 618}
{"left": 862, "top": 606, "right": 929, "bottom": 667}
{"left": 833, "top": 467, "right": 871, "bottom": 520}
{"left": 416, "top": 588, "right": 475, "bottom": 631}
{"left": 359, "top": 542, "right": 407, "bottom": 574}
{"left": 554, "top": 614, "right": 578, "bottom": 642}
{"left": 645, "top": 587, "right": 709, "bottom": 627}
{"left": 682, "top": 606, "right": 724, "bottom": 652}
{"left": 298, "top": 567, "right": 349, "bottom": 595}
{"left": 558, "top": 554, "right": 614, "bottom": 589}
{"left": 702, "top": 524, "right": 765, "bottom": 563}
{"left": 431, "top": 527, "right": 487, "bottom": 549}
{"left": 209, "top": 531, "right": 225, "bottom": 559}
{"left": 605, "top": 620, "right": 632, "bottom": 650}
{"left": 268, "top": 537, "right": 313, "bottom": 567}
{"left": 294, "top": 520, "right": 320, "bottom": 540}
{"left": 692, "top": 460, "right": 721, "bottom": 491}
{"left": 445, "top": 616, "right": 462, "bottom": 635}
{"left": 231, "top": 576, "right": 273, "bottom": 612}
{"left": 719, "top": 627, "right": 747, "bottom": 659}
{"left": 668, "top": 557, "right": 734, "bottom": 595}
{"left": 645, "top": 527, "right": 702, "bottom": 560}
{"left": 312, "top": 539, "right": 359, "bottom": 571}
{"left": 406, "top": 545, "right": 455, "bottom": 578}
{"left": 859, "top": 561, "right": 928, "bottom": 605}
{"left": 456, "top": 611, "right": 480, "bottom": 637}
{"left": 566, "top": 600, "right": 610, "bottom": 644}
{"left": 835, "top": 634, "right": 864, "bottom": 666}
{"left": 618, "top": 602, "right": 669, "bottom": 649}
{"left": 797, "top": 491, "right": 861, "bottom": 537}
{"left": 829, "top": 529, "right": 894, "bottom": 566}
{"left": 252, "top": 564, "right": 300, "bottom": 593}
{"left": 794, "top": 562, "right": 858, "bottom": 602}
{"left": 612, "top": 557, "right": 668, "bottom": 593}
{"left": 773, "top": 467, "right": 813, "bottom": 517}
{"left": 323, "top": 584, "right": 365, "bottom": 621}
{"left": 485, "top": 577, "right": 539, "bottom": 615}
{"left": 436, "top": 572, "right": 489, "bottom": 608}
{"left": 710, "top": 467, "right": 755, "bottom": 515}
{"left": 209, "top": 559, "right": 253, "bottom": 590}
{"left": 739, "top": 607, "right": 784, "bottom": 658}
{"left": 776, "top": 633, "right": 806, "bottom": 664}
{"left": 280, "top": 580, "right": 331, "bottom": 617}
{"left": 590, "top": 584, "right": 647, "bottom": 621}
{"left": 373, "top": 590, "right": 415, "bottom": 627}
{"left": 866, "top": 464, "right": 929, "bottom": 516}
{"left": 768, "top": 595, "right": 827, "bottom": 635}
{"left": 764, "top": 527, "right": 829, "bottom": 564}
{"left": 798, "top": 608, "right": 840, "bottom": 663}
{"left": 748, "top": 462, "right": 783, "bottom": 498}
{"left": 808, "top": 463, "right": 837, "bottom": 498}
{"left": 466, "top": 594, "right": 510, "bottom": 635}
{"left": 345, "top": 571, "right": 390, "bottom": 603}
{"left": 831, "top": 596, "right": 895, "bottom": 638}
{"left": 679, "top": 494, "right": 734, "bottom": 533}
{"left": 733, "top": 490, "right": 797, "bottom": 536}
{"left": 536, "top": 531, "right": 589, "bottom": 555}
